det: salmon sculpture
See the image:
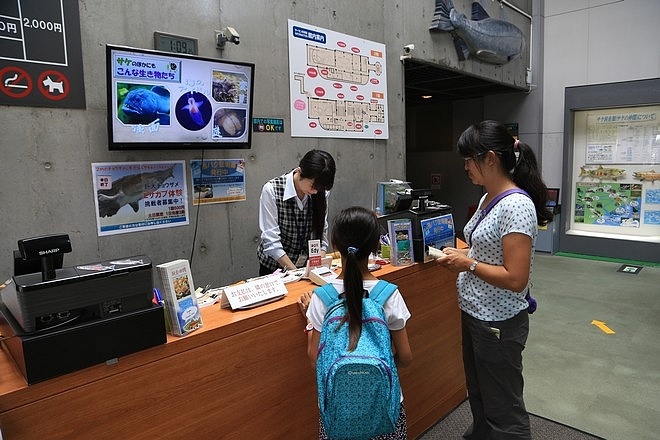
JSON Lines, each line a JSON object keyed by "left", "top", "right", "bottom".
{"left": 633, "top": 170, "right": 660, "bottom": 183}
{"left": 579, "top": 165, "right": 626, "bottom": 181}
{"left": 429, "top": 0, "right": 525, "bottom": 64}
{"left": 97, "top": 165, "right": 175, "bottom": 217}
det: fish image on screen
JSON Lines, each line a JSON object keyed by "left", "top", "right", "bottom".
{"left": 212, "top": 70, "right": 249, "bottom": 104}
{"left": 117, "top": 84, "right": 171, "bottom": 125}
{"left": 175, "top": 92, "right": 212, "bottom": 130}
{"left": 213, "top": 108, "right": 246, "bottom": 138}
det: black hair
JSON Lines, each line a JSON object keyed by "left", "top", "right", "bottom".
{"left": 457, "top": 120, "right": 554, "bottom": 226}
{"left": 331, "top": 206, "right": 380, "bottom": 351}
{"left": 298, "top": 150, "right": 336, "bottom": 240}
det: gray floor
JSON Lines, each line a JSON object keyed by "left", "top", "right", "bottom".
{"left": 421, "top": 252, "right": 660, "bottom": 440}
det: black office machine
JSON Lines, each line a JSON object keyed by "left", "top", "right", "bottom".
{"left": 378, "top": 189, "right": 454, "bottom": 263}
{"left": 0, "top": 234, "right": 166, "bottom": 383}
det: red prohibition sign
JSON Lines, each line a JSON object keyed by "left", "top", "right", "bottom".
{"left": 0, "top": 66, "right": 33, "bottom": 98}
{"left": 38, "top": 70, "right": 70, "bottom": 100}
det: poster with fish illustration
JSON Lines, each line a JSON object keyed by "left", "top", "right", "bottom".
{"left": 288, "top": 20, "right": 388, "bottom": 139}
{"left": 92, "top": 161, "right": 189, "bottom": 236}
{"left": 107, "top": 45, "right": 254, "bottom": 150}
{"left": 190, "top": 159, "right": 246, "bottom": 205}
{"left": 566, "top": 105, "right": 660, "bottom": 242}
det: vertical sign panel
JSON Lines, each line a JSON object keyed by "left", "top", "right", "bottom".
{"left": 0, "top": 0, "right": 85, "bottom": 108}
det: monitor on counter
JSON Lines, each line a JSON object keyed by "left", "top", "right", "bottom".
{"left": 14, "top": 234, "right": 71, "bottom": 280}
{"left": 546, "top": 188, "right": 560, "bottom": 207}
{"left": 106, "top": 44, "right": 255, "bottom": 150}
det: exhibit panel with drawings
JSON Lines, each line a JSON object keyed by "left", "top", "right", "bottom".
{"left": 561, "top": 79, "right": 660, "bottom": 262}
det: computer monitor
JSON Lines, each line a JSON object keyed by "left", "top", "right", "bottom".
{"left": 546, "top": 188, "right": 560, "bottom": 207}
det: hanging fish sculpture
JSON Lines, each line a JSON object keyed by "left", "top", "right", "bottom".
{"left": 429, "top": 0, "right": 525, "bottom": 64}
{"left": 579, "top": 165, "right": 626, "bottom": 181}
{"left": 97, "top": 165, "right": 175, "bottom": 218}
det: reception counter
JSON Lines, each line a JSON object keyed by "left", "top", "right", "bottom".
{"left": 0, "top": 260, "right": 466, "bottom": 439}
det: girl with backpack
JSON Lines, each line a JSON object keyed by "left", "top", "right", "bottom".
{"left": 435, "top": 120, "right": 553, "bottom": 440}
{"left": 299, "top": 206, "right": 413, "bottom": 440}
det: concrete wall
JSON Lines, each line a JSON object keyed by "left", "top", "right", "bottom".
{"left": 3, "top": 0, "right": 658, "bottom": 286}
{"left": 0, "top": 0, "right": 410, "bottom": 286}
{"left": 540, "top": 0, "right": 660, "bottom": 188}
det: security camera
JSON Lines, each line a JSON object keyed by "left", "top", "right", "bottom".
{"left": 216, "top": 27, "right": 240, "bottom": 49}
{"left": 400, "top": 44, "right": 415, "bottom": 61}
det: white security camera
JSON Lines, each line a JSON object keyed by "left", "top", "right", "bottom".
{"left": 400, "top": 44, "right": 415, "bottom": 61}
{"left": 216, "top": 27, "right": 240, "bottom": 49}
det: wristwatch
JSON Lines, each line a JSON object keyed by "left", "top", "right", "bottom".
{"left": 469, "top": 260, "right": 479, "bottom": 272}
{"left": 304, "top": 322, "right": 314, "bottom": 333}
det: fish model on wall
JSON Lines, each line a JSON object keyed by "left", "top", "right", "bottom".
{"left": 97, "top": 165, "right": 175, "bottom": 218}
{"left": 579, "top": 165, "right": 626, "bottom": 181}
{"left": 429, "top": 0, "right": 525, "bottom": 65}
{"left": 633, "top": 170, "right": 660, "bottom": 183}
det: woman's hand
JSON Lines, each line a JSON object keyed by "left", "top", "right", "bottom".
{"left": 297, "top": 290, "right": 313, "bottom": 319}
{"left": 434, "top": 247, "right": 470, "bottom": 273}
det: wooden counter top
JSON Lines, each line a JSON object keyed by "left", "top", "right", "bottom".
{"left": 0, "top": 259, "right": 465, "bottom": 439}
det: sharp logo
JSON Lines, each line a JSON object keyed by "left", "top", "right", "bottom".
{"left": 38, "top": 248, "right": 60, "bottom": 256}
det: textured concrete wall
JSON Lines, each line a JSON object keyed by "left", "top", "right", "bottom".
{"left": 0, "top": 0, "right": 410, "bottom": 287}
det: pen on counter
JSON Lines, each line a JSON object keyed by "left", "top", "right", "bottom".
{"left": 153, "top": 288, "right": 164, "bottom": 305}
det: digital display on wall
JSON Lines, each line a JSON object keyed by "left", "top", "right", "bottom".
{"left": 106, "top": 44, "right": 254, "bottom": 150}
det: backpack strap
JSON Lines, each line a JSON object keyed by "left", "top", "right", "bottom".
{"left": 314, "top": 281, "right": 397, "bottom": 307}
{"left": 368, "top": 280, "right": 398, "bottom": 306}
{"left": 314, "top": 283, "right": 340, "bottom": 308}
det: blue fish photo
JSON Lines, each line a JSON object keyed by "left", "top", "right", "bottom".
{"left": 429, "top": 0, "right": 525, "bottom": 64}
{"left": 117, "top": 84, "right": 171, "bottom": 125}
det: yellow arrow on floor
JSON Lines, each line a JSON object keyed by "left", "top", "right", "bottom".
{"left": 591, "top": 320, "right": 615, "bottom": 334}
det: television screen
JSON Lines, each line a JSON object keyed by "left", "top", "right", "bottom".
{"left": 106, "top": 44, "right": 254, "bottom": 150}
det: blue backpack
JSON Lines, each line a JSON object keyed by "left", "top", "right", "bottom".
{"left": 314, "top": 280, "right": 401, "bottom": 440}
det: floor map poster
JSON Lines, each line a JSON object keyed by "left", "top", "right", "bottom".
{"left": 287, "top": 19, "right": 388, "bottom": 139}
{"left": 190, "top": 159, "right": 246, "bottom": 205}
{"left": 92, "top": 161, "right": 189, "bottom": 236}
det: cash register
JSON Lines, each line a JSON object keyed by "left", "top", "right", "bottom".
{"left": 378, "top": 189, "right": 454, "bottom": 262}
{"left": 0, "top": 234, "right": 166, "bottom": 384}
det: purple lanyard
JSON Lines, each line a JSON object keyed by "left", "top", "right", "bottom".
{"left": 468, "top": 188, "right": 529, "bottom": 246}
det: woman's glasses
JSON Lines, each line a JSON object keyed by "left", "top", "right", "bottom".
{"left": 463, "top": 151, "right": 488, "bottom": 162}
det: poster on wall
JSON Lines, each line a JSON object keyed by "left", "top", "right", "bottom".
{"left": 287, "top": 19, "right": 388, "bottom": 139}
{"left": 568, "top": 105, "right": 660, "bottom": 242}
{"left": 91, "top": 161, "right": 189, "bottom": 236}
{"left": 189, "top": 159, "right": 246, "bottom": 205}
{"left": 0, "top": 0, "right": 86, "bottom": 108}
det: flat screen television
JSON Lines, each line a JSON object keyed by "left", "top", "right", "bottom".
{"left": 106, "top": 44, "right": 255, "bottom": 150}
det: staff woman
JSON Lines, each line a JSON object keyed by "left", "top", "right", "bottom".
{"left": 257, "top": 149, "right": 336, "bottom": 276}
